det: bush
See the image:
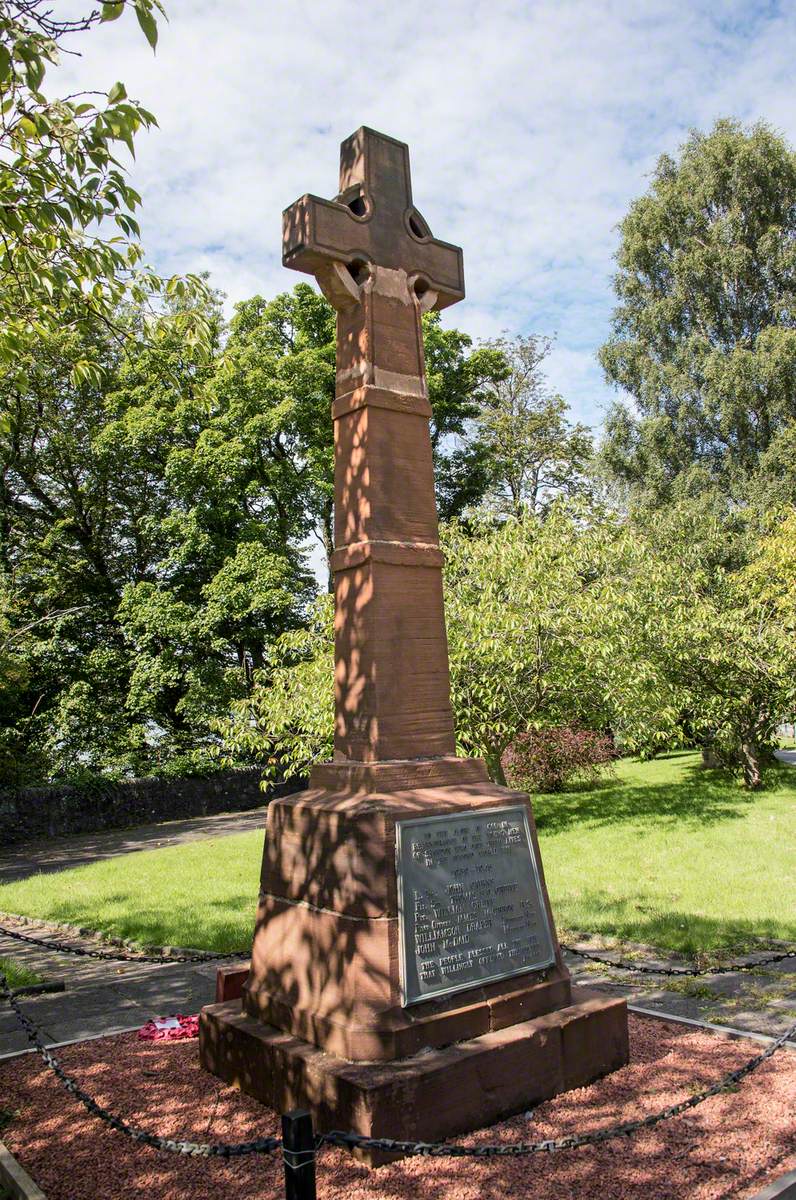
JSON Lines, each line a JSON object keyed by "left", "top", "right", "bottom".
{"left": 503, "top": 725, "right": 616, "bottom": 793}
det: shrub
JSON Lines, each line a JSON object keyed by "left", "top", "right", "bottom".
{"left": 502, "top": 725, "right": 616, "bottom": 793}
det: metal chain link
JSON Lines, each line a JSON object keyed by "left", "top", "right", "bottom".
{"left": 4, "top": 921, "right": 793, "bottom": 978}
{"left": 2, "top": 967, "right": 794, "bottom": 1163}
{"left": 0, "top": 973, "right": 280, "bottom": 1158}
{"left": 561, "top": 943, "right": 796, "bottom": 977}
{"left": 318, "top": 1017, "right": 796, "bottom": 1158}
{"left": 0, "top": 922, "right": 249, "bottom": 964}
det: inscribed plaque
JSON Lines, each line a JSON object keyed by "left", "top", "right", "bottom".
{"left": 395, "top": 805, "right": 555, "bottom": 1006}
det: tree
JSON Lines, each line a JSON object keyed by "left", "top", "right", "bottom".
{"left": 595, "top": 507, "right": 796, "bottom": 788}
{"left": 221, "top": 501, "right": 796, "bottom": 792}
{"left": 422, "top": 313, "right": 507, "bottom": 521}
{"left": 0, "top": 295, "right": 315, "bottom": 782}
{"left": 0, "top": 0, "right": 210, "bottom": 383}
{"left": 745, "top": 508, "right": 796, "bottom": 627}
{"left": 211, "top": 286, "right": 337, "bottom": 586}
{"left": 600, "top": 120, "right": 796, "bottom": 506}
{"left": 475, "top": 334, "right": 593, "bottom": 516}
{"left": 443, "top": 510, "right": 608, "bottom": 781}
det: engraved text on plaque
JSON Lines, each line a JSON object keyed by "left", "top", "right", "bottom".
{"left": 395, "top": 805, "right": 556, "bottom": 1006}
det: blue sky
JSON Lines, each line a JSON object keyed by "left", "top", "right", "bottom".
{"left": 56, "top": 0, "right": 796, "bottom": 433}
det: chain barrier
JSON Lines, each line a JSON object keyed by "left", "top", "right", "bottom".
{"left": 2, "top": 965, "right": 794, "bottom": 1166}
{"left": 3, "top": 920, "right": 794, "bottom": 978}
{"left": 0, "top": 922, "right": 249, "bottom": 964}
{"left": 0, "top": 972, "right": 281, "bottom": 1158}
{"left": 317, "top": 1017, "right": 796, "bottom": 1158}
{"left": 561, "top": 943, "right": 796, "bottom": 977}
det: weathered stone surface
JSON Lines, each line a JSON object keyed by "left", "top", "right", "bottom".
{"left": 201, "top": 127, "right": 630, "bottom": 1151}
{"left": 283, "top": 127, "right": 459, "bottom": 763}
{"left": 215, "top": 964, "right": 249, "bottom": 1004}
{"left": 242, "top": 780, "right": 575, "bottom": 1061}
{"left": 200, "top": 991, "right": 629, "bottom": 1165}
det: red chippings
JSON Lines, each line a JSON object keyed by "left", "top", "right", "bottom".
{"left": 1, "top": 1016, "right": 794, "bottom": 1199}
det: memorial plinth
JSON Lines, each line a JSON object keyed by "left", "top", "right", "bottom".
{"left": 200, "top": 127, "right": 628, "bottom": 1163}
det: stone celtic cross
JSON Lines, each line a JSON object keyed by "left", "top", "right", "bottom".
{"left": 283, "top": 127, "right": 465, "bottom": 763}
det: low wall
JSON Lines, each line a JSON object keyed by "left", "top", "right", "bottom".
{"left": 0, "top": 769, "right": 301, "bottom": 846}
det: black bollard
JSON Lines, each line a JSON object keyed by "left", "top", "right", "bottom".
{"left": 282, "top": 1109, "right": 316, "bottom": 1200}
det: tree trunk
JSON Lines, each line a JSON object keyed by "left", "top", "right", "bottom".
{"left": 485, "top": 748, "right": 507, "bottom": 787}
{"left": 701, "top": 745, "right": 722, "bottom": 769}
{"left": 740, "top": 740, "right": 763, "bottom": 790}
{"left": 320, "top": 500, "right": 334, "bottom": 594}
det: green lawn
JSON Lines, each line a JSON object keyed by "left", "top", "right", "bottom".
{"left": 0, "top": 752, "right": 793, "bottom": 958}
{"left": 537, "top": 752, "right": 795, "bottom": 954}
{"left": 0, "top": 957, "right": 43, "bottom": 990}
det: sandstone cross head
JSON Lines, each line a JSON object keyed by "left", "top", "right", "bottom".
{"left": 282, "top": 126, "right": 464, "bottom": 317}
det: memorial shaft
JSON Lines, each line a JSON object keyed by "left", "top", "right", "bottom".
{"left": 200, "top": 129, "right": 630, "bottom": 1147}
{"left": 282, "top": 127, "right": 465, "bottom": 762}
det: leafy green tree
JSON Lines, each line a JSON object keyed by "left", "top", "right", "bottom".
{"left": 221, "top": 501, "right": 796, "bottom": 792}
{"left": 600, "top": 120, "right": 796, "bottom": 506}
{"left": 748, "top": 421, "right": 796, "bottom": 512}
{"left": 423, "top": 313, "right": 507, "bottom": 521}
{"left": 595, "top": 507, "right": 796, "bottom": 787}
{"left": 476, "top": 335, "right": 593, "bottom": 516}
{"left": 443, "top": 510, "right": 608, "bottom": 781}
{"left": 745, "top": 508, "right": 796, "bottom": 626}
{"left": 222, "top": 509, "right": 613, "bottom": 786}
{"left": 218, "top": 595, "right": 335, "bottom": 783}
{"left": 0, "top": 294, "right": 314, "bottom": 782}
{"left": 0, "top": 0, "right": 210, "bottom": 383}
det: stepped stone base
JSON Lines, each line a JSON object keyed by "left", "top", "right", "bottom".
{"left": 199, "top": 990, "right": 629, "bottom": 1166}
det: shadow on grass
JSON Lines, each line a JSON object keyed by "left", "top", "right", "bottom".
{"left": 557, "top": 887, "right": 796, "bottom": 955}
{"left": 534, "top": 757, "right": 795, "bottom": 837}
{"left": 15, "top": 889, "right": 257, "bottom": 954}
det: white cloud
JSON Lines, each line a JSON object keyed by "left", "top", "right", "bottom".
{"left": 53, "top": 0, "right": 796, "bottom": 427}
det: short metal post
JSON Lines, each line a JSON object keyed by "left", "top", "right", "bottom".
{"left": 282, "top": 1109, "right": 316, "bottom": 1200}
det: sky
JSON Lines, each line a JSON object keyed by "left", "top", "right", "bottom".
{"left": 55, "top": 0, "right": 796, "bottom": 433}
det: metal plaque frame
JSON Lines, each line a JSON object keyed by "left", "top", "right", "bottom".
{"left": 395, "top": 804, "right": 556, "bottom": 1007}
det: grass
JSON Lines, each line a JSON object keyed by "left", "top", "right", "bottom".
{"left": 535, "top": 752, "right": 796, "bottom": 954}
{"left": 0, "top": 751, "right": 793, "bottom": 958}
{"left": 0, "top": 957, "right": 43, "bottom": 990}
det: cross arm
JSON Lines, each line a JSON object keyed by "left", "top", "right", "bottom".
{"left": 282, "top": 193, "right": 368, "bottom": 277}
{"left": 412, "top": 234, "right": 464, "bottom": 310}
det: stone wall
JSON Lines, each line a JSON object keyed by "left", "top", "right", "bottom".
{"left": 0, "top": 769, "right": 300, "bottom": 846}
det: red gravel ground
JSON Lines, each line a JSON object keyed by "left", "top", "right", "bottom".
{"left": 0, "top": 1016, "right": 793, "bottom": 1200}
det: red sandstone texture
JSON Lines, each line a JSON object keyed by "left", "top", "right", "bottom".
{"left": 1, "top": 1016, "right": 793, "bottom": 1199}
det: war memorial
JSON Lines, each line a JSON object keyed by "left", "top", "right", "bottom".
{"left": 199, "top": 126, "right": 629, "bottom": 1157}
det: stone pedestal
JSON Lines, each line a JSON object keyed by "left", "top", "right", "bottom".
{"left": 199, "top": 758, "right": 629, "bottom": 1158}
{"left": 201, "top": 990, "right": 628, "bottom": 1166}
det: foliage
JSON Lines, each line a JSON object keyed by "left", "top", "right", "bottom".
{"left": 503, "top": 725, "right": 616, "bottom": 793}
{"left": 422, "top": 313, "right": 508, "bottom": 521}
{"left": 443, "top": 509, "right": 609, "bottom": 780}
{"left": 212, "top": 286, "right": 336, "bottom": 584}
{"left": 594, "top": 505, "right": 796, "bottom": 787}
{"left": 600, "top": 120, "right": 796, "bottom": 507}
{"left": 744, "top": 508, "right": 796, "bottom": 625}
{"left": 0, "top": 297, "right": 314, "bottom": 783}
{"left": 0, "top": 1, "right": 211, "bottom": 380}
{"left": 222, "top": 502, "right": 796, "bottom": 792}
{"left": 223, "top": 509, "right": 614, "bottom": 786}
{"left": 475, "top": 334, "right": 593, "bottom": 515}
{"left": 0, "top": 276, "right": 503, "bottom": 784}
{"left": 218, "top": 595, "right": 334, "bottom": 784}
